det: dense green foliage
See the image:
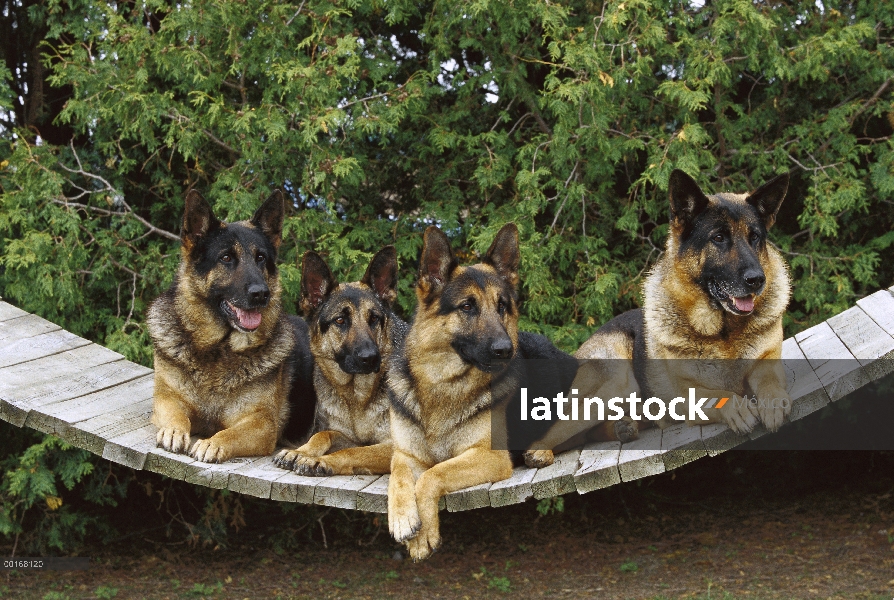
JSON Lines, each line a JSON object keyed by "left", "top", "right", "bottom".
{"left": 0, "top": 0, "right": 892, "bottom": 554}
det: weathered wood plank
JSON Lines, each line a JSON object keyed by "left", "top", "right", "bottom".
{"left": 0, "top": 301, "right": 29, "bottom": 322}
{"left": 0, "top": 328, "right": 90, "bottom": 369}
{"left": 445, "top": 482, "right": 492, "bottom": 512}
{"left": 531, "top": 449, "right": 581, "bottom": 500}
{"left": 313, "top": 475, "right": 379, "bottom": 509}
{"left": 574, "top": 441, "right": 621, "bottom": 494}
{"left": 0, "top": 314, "right": 60, "bottom": 344}
{"left": 617, "top": 427, "right": 665, "bottom": 481}
{"left": 227, "top": 457, "right": 291, "bottom": 499}
{"left": 489, "top": 467, "right": 536, "bottom": 508}
{"left": 64, "top": 398, "right": 153, "bottom": 455}
{"left": 857, "top": 289, "right": 894, "bottom": 337}
{"left": 1, "top": 360, "right": 150, "bottom": 427}
{"left": 828, "top": 305, "right": 894, "bottom": 382}
{"left": 102, "top": 424, "right": 156, "bottom": 470}
{"left": 700, "top": 423, "right": 747, "bottom": 457}
{"left": 355, "top": 475, "right": 389, "bottom": 513}
{"left": 660, "top": 423, "right": 706, "bottom": 471}
{"left": 270, "top": 469, "right": 325, "bottom": 504}
{"left": 795, "top": 322, "right": 867, "bottom": 402}
{"left": 782, "top": 337, "right": 830, "bottom": 422}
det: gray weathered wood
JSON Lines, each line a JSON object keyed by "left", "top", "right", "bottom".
{"left": 445, "top": 482, "right": 492, "bottom": 512}
{"left": 0, "top": 343, "right": 123, "bottom": 394}
{"left": 355, "top": 475, "right": 389, "bottom": 513}
{"left": 660, "top": 423, "right": 706, "bottom": 471}
{"left": 0, "top": 328, "right": 90, "bottom": 369}
{"left": 782, "top": 337, "right": 830, "bottom": 422}
{"left": 65, "top": 398, "right": 153, "bottom": 455}
{"left": 228, "top": 457, "right": 291, "bottom": 499}
{"left": 795, "top": 321, "right": 867, "bottom": 402}
{"left": 617, "top": 427, "right": 665, "bottom": 481}
{"left": 270, "top": 469, "right": 326, "bottom": 504}
{"left": 531, "top": 449, "right": 581, "bottom": 500}
{"left": 828, "top": 305, "right": 894, "bottom": 381}
{"left": 102, "top": 424, "right": 157, "bottom": 470}
{"left": 700, "top": 423, "right": 748, "bottom": 457}
{"left": 574, "top": 441, "right": 621, "bottom": 494}
{"left": 857, "top": 289, "right": 894, "bottom": 337}
{"left": 489, "top": 467, "right": 536, "bottom": 508}
{"left": 0, "top": 301, "right": 29, "bottom": 322}
{"left": 313, "top": 475, "right": 379, "bottom": 509}
{"left": 0, "top": 314, "right": 60, "bottom": 344}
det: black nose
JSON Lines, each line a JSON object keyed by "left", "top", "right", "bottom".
{"left": 490, "top": 338, "right": 513, "bottom": 360}
{"left": 247, "top": 283, "right": 270, "bottom": 305}
{"left": 743, "top": 269, "right": 765, "bottom": 291}
{"left": 356, "top": 347, "right": 381, "bottom": 371}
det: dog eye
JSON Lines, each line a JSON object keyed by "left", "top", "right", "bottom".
{"left": 369, "top": 314, "right": 380, "bottom": 327}
{"left": 460, "top": 301, "right": 474, "bottom": 312}
{"left": 256, "top": 253, "right": 266, "bottom": 264}
{"left": 712, "top": 233, "right": 725, "bottom": 243}
{"left": 749, "top": 232, "right": 760, "bottom": 244}
{"left": 220, "top": 254, "right": 233, "bottom": 264}
{"left": 497, "top": 299, "right": 507, "bottom": 315}
{"left": 334, "top": 316, "right": 346, "bottom": 326}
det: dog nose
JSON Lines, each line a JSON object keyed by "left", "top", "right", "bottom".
{"left": 247, "top": 283, "right": 270, "bottom": 305}
{"left": 743, "top": 269, "right": 765, "bottom": 291}
{"left": 490, "top": 338, "right": 513, "bottom": 360}
{"left": 356, "top": 347, "right": 381, "bottom": 371}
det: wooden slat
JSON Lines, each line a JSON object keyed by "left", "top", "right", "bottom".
{"left": 0, "top": 328, "right": 90, "bottom": 369}
{"left": 0, "top": 301, "right": 29, "bottom": 322}
{"left": 313, "top": 475, "right": 379, "bottom": 509}
{"left": 795, "top": 322, "right": 867, "bottom": 402}
{"left": 857, "top": 289, "right": 894, "bottom": 337}
{"left": 828, "top": 305, "right": 894, "bottom": 381}
{"left": 574, "top": 441, "right": 621, "bottom": 494}
{"left": 660, "top": 423, "right": 706, "bottom": 471}
{"left": 489, "top": 467, "right": 536, "bottom": 508}
{"left": 356, "top": 475, "right": 389, "bottom": 513}
{"left": 617, "top": 427, "right": 665, "bottom": 481}
{"left": 270, "top": 470, "right": 325, "bottom": 504}
{"left": 782, "top": 337, "right": 830, "bottom": 422}
{"left": 65, "top": 398, "right": 153, "bottom": 455}
{"left": 0, "top": 314, "right": 60, "bottom": 344}
{"left": 228, "top": 457, "right": 291, "bottom": 499}
{"left": 445, "top": 482, "right": 492, "bottom": 512}
{"left": 700, "top": 423, "right": 747, "bottom": 457}
{"left": 102, "top": 424, "right": 157, "bottom": 470}
{"left": 531, "top": 449, "right": 581, "bottom": 500}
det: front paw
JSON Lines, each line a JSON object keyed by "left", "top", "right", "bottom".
{"left": 756, "top": 391, "right": 790, "bottom": 432}
{"left": 406, "top": 523, "right": 441, "bottom": 562}
{"left": 389, "top": 498, "right": 421, "bottom": 543}
{"left": 524, "top": 449, "right": 554, "bottom": 468}
{"left": 190, "top": 438, "right": 231, "bottom": 463}
{"left": 614, "top": 417, "right": 640, "bottom": 443}
{"left": 156, "top": 426, "right": 190, "bottom": 454}
{"left": 292, "top": 454, "right": 336, "bottom": 476}
{"left": 273, "top": 448, "right": 299, "bottom": 470}
{"left": 718, "top": 396, "right": 758, "bottom": 434}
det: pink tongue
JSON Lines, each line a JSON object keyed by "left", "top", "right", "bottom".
{"left": 234, "top": 306, "right": 262, "bottom": 330}
{"left": 733, "top": 296, "right": 755, "bottom": 313}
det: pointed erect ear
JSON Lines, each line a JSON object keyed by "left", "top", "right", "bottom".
{"left": 182, "top": 190, "right": 220, "bottom": 244}
{"left": 300, "top": 251, "right": 336, "bottom": 314}
{"left": 418, "top": 226, "right": 457, "bottom": 291}
{"left": 668, "top": 169, "right": 710, "bottom": 228}
{"left": 746, "top": 172, "right": 789, "bottom": 229}
{"left": 483, "top": 223, "right": 520, "bottom": 287}
{"left": 251, "top": 189, "right": 285, "bottom": 249}
{"left": 361, "top": 246, "right": 398, "bottom": 306}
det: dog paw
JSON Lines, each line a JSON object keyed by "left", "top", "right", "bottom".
{"left": 756, "top": 393, "right": 790, "bottom": 432}
{"left": 389, "top": 501, "right": 421, "bottom": 543}
{"left": 406, "top": 524, "right": 441, "bottom": 562}
{"left": 523, "top": 449, "right": 554, "bottom": 468}
{"left": 718, "top": 396, "right": 758, "bottom": 434}
{"left": 156, "top": 426, "right": 190, "bottom": 454}
{"left": 292, "top": 455, "right": 335, "bottom": 477}
{"left": 190, "top": 439, "right": 230, "bottom": 463}
{"left": 614, "top": 418, "right": 640, "bottom": 443}
{"left": 273, "top": 449, "right": 299, "bottom": 470}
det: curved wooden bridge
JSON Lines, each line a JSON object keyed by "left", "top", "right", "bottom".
{"left": 1, "top": 288, "right": 893, "bottom": 513}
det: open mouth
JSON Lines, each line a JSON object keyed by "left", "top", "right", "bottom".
{"left": 707, "top": 281, "right": 756, "bottom": 316}
{"left": 220, "top": 300, "right": 262, "bottom": 332}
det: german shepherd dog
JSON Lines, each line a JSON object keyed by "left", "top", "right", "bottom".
{"left": 387, "top": 224, "right": 528, "bottom": 562}
{"left": 148, "top": 190, "right": 316, "bottom": 463}
{"left": 525, "top": 169, "right": 792, "bottom": 467}
{"left": 272, "top": 247, "right": 408, "bottom": 476}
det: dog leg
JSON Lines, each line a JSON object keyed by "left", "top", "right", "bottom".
{"left": 273, "top": 430, "right": 338, "bottom": 470}
{"left": 747, "top": 357, "right": 790, "bottom": 432}
{"left": 151, "top": 375, "right": 193, "bottom": 454}
{"left": 190, "top": 410, "right": 279, "bottom": 463}
{"left": 388, "top": 450, "right": 427, "bottom": 544}
{"left": 408, "top": 447, "right": 513, "bottom": 561}
{"left": 305, "top": 441, "right": 393, "bottom": 476}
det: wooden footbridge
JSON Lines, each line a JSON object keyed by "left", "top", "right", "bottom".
{"left": 1, "top": 287, "right": 893, "bottom": 513}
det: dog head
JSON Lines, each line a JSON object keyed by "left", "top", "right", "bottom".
{"left": 301, "top": 246, "right": 398, "bottom": 375}
{"left": 668, "top": 169, "right": 789, "bottom": 316}
{"left": 179, "top": 190, "right": 284, "bottom": 333}
{"left": 413, "top": 224, "right": 520, "bottom": 373}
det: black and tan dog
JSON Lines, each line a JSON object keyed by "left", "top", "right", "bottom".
{"left": 526, "top": 169, "right": 792, "bottom": 467}
{"left": 387, "top": 224, "right": 528, "bottom": 562}
{"left": 148, "top": 190, "right": 316, "bottom": 463}
{"left": 273, "top": 247, "right": 408, "bottom": 476}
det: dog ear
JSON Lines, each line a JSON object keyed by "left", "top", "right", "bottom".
{"left": 251, "top": 189, "right": 285, "bottom": 249}
{"left": 418, "top": 226, "right": 457, "bottom": 294}
{"left": 668, "top": 169, "right": 710, "bottom": 229}
{"left": 300, "top": 251, "right": 336, "bottom": 313}
{"left": 747, "top": 172, "right": 789, "bottom": 229}
{"left": 362, "top": 246, "right": 398, "bottom": 306}
{"left": 182, "top": 190, "right": 220, "bottom": 245}
{"left": 483, "top": 223, "right": 520, "bottom": 288}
